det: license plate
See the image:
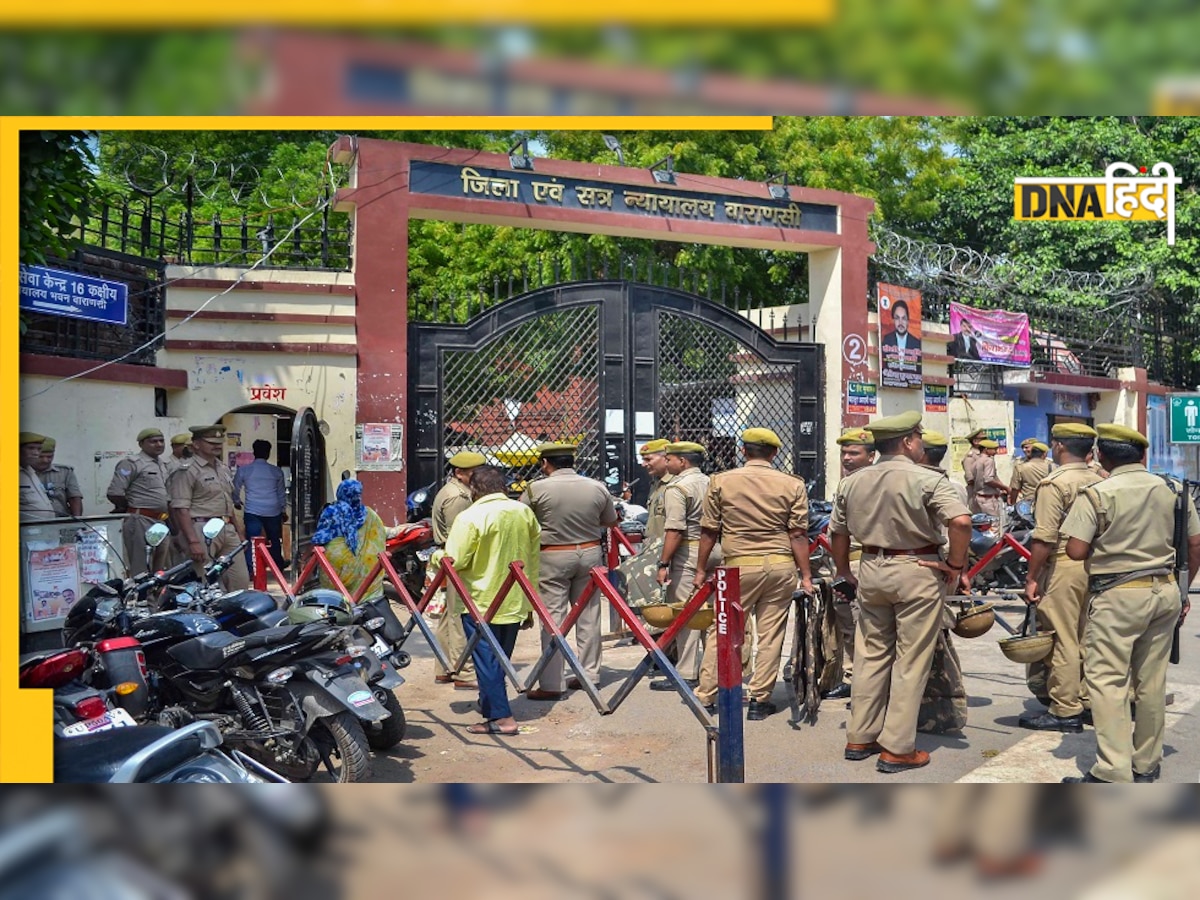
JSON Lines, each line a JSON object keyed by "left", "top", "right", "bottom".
{"left": 61, "top": 707, "right": 137, "bottom": 738}
{"left": 371, "top": 636, "right": 390, "bottom": 658}
{"left": 416, "top": 547, "right": 433, "bottom": 562}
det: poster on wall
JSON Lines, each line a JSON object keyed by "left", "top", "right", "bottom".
{"left": 846, "top": 381, "right": 878, "bottom": 415}
{"left": 76, "top": 526, "right": 112, "bottom": 584}
{"left": 356, "top": 423, "right": 405, "bottom": 471}
{"left": 924, "top": 383, "right": 949, "bottom": 412}
{"left": 26, "top": 542, "right": 81, "bottom": 622}
{"left": 877, "top": 283, "right": 923, "bottom": 389}
{"left": 947, "top": 302, "right": 1032, "bottom": 367}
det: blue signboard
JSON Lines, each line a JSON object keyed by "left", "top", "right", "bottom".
{"left": 19, "top": 265, "right": 129, "bottom": 326}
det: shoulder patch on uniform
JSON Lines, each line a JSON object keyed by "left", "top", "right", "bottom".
{"left": 117, "top": 465, "right": 132, "bottom": 476}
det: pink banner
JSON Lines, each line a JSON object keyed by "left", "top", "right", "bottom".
{"left": 948, "top": 302, "right": 1031, "bottom": 368}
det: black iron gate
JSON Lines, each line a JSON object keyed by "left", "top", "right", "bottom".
{"left": 290, "top": 406, "right": 328, "bottom": 568}
{"left": 409, "top": 282, "right": 824, "bottom": 500}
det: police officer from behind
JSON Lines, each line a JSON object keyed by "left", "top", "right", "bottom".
{"left": 825, "top": 427, "right": 878, "bottom": 701}
{"left": 693, "top": 428, "right": 813, "bottom": 721}
{"left": 1020, "top": 424, "right": 1102, "bottom": 733}
{"left": 1061, "top": 424, "right": 1200, "bottom": 782}
{"left": 167, "top": 424, "right": 250, "bottom": 591}
{"left": 1009, "top": 441, "right": 1051, "bottom": 505}
{"left": 106, "top": 428, "right": 171, "bottom": 576}
{"left": 649, "top": 441, "right": 711, "bottom": 691}
{"left": 521, "top": 442, "right": 619, "bottom": 699}
{"left": 430, "top": 450, "right": 486, "bottom": 689}
{"left": 19, "top": 431, "right": 57, "bottom": 522}
{"left": 35, "top": 437, "right": 83, "bottom": 518}
{"left": 832, "top": 411, "right": 971, "bottom": 773}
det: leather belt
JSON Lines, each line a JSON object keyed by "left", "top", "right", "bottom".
{"left": 1107, "top": 576, "right": 1173, "bottom": 589}
{"left": 975, "top": 492, "right": 1004, "bottom": 498}
{"left": 541, "top": 540, "right": 601, "bottom": 551}
{"left": 861, "top": 544, "right": 940, "bottom": 557}
{"left": 848, "top": 550, "right": 863, "bottom": 562}
{"left": 724, "top": 553, "right": 795, "bottom": 566}
{"left": 128, "top": 507, "right": 169, "bottom": 520}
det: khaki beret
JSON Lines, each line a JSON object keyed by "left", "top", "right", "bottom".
{"left": 170, "top": 433, "right": 191, "bottom": 447}
{"left": 536, "top": 441, "right": 577, "bottom": 457}
{"left": 920, "top": 429, "right": 948, "bottom": 448}
{"left": 40, "top": 437, "right": 56, "bottom": 452}
{"left": 742, "top": 427, "right": 782, "bottom": 448}
{"left": 137, "top": 427, "right": 164, "bottom": 443}
{"left": 448, "top": 450, "right": 486, "bottom": 469}
{"left": 835, "top": 427, "right": 875, "bottom": 447}
{"left": 664, "top": 441, "right": 706, "bottom": 455}
{"left": 1020, "top": 437, "right": 1035, "bottom": 447}
{"left": 1096, "top": 423, "right": 1149, "bottom": 448}
{"left": 978, "top": 439, "right": 1000, "bottom": 449}
{"left": 638, "top": 439, "right": 670, "bottom": 455}
{"left": 1051, "top": 423, "right": 1097, "bottom": 439}
{"left": 865, "top": 410, "right": 923, "bottom": 441}
{"left": 1030, "top": 441, "right": 1050, "bottom": 453}
{"left": 189, "top": 424, "right": 227, "bottom": 441}
{"left": 966, "top": 427, "right": 987, "bottom": 441}
{"left": 19, "top": 431, "right": 47, "bottom": 446}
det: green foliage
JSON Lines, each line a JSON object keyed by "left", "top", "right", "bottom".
{"left": 19, "top": 130, "right": 96, "bottom": 264}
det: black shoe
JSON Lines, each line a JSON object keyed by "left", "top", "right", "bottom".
{"left": 1062, "top": 772, "right": 1108, "bottom": 783}
{"left": 649, "top": 679, "right": 675, "bottom": 692}
{"left": 703, "top": 702, "right": 717, "bottom": 715}
{"left": 1018, "top": 711, "right": 1083, "bottom": 733}
{"left": 821, "top": 682, "right": 852, "bottom": 700}
{"left": 1081, "top": 709, "right": 1094, "bottom": 727}
{"left": 1134, "top": 764, "right": 1161, "bottom": 783}
{"left": 746, "top": 700, "right": 778, "bottom": 721}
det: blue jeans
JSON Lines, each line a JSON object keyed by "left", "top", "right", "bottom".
{"left": 462, "top": 616, "right": 520, "bottom": 721}
{"left": 243, "top": 512, "right": 286, "bottom": 574}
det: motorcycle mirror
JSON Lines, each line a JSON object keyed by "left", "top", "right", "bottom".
{"left": 145, "top": 522, "right": 171, "bottom": 547}
{"left": 201, "top": 518, "right": 226, "bottom": 542}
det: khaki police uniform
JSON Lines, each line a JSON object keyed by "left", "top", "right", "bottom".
{"left": 1062, "top": 462, "right": 1200, "bottom": 782}
{"left": 1028, "top": 462, "right": 1102, "bottom": 717}
{"left": 522, "top": 466, "right": 619, "bottom": 691}
{"left": 167, "top": 455, "right": 250, "bottom": 591}
{"left": 695, "top": 460, "right": 808, "bottom": 706}
{"left": 643, "top": 473, "right": 673, "bottom": 543}
{"left": 831, "top": 455, "right": 970, "bottom": 757}
{"left": 972, "top": 453, "right": 1005, "bottom": 528}
{"left": 962, "top": 446, "right": 982, "bottom": 507}
{"left": 1010, "top": 457, "right": 1051, "bottom": 503}
{"left": 660, "top": 466, "right": 710, "bottom": 680}
{"left": 107, "top": 451, "right": 172, "bottom": 577}
{"left": 40, "top": 463, "right": 82, "bottom": 518}
{"left": 19, "top": 465, "right": 57, "bottom": 521}
{"left": 431, "top": 476, "right": 477, "bottom": 682}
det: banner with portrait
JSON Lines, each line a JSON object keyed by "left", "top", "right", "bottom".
{"left": 948, "top": 302, "right": 1032, "bottom": 368}
{"left": 877, "top": 283, "right": 923, "bottom": 389}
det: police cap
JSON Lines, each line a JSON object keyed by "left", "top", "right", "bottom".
{"left": 664, "top": 441, "right": 706, "bottom": 455}
{"left": 137, "top": 427, "right": 164, "bottom": 443}
{"left": 1051, "top": 423, "right": 1097, "bottom": 439}
{"left": 966, "top": 427, "right": 987, "bottom": 441}
{"left": 741, "top": 428, "right": 782, "bottom": 448}
{"left": 40, "top": 437, "right": 56, "bottom": 452}
{"left": 836, "top": 427, "right": 875, "bottom": 447}
{"left": 638, "top": 439, "right": 670, "bottom": 455}
{"left": 1096, "top": 423, "right": 1149, "bottom": 448}
{"left": 1030, "top": 441, "right": 1050, "bottom": 454}
{"left": 170, "top": 433, "right": 191, "bottom": 447}
{"left": 920, "top": 430, "right": 948, "bottom": 448}
{"left": 189, "top": 425, "right": 227, "bottom": 441}
{"left": 865, "top": 410, "right": 923, "bottom": 441}
{"left": 448, "top": 450, "right": 487, "bottom": 469}
{"left": 536, "top": 441, "right": 577, "bottom": 457}
{"left": 19, "top": 431, "right": 47, "bottom": 446}
{"left": 978, "top": 439, "right": 1000, "bottom": 449}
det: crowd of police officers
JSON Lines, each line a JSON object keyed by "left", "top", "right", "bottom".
{"left": 20, "top": 412, "right": 1198, "bottom": 783}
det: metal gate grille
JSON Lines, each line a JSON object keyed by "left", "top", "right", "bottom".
{"left": 440, "top": 305, "right": 604, "bottom": 478}
{"left": 658, "top": 311, "right": 797, "bottom": 475}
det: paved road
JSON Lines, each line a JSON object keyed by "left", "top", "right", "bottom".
{"left": 369, "top": 597, "right": 1200, "bottom": 784}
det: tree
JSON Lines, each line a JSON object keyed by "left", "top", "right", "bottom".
{"left": 19, "top": 130, "right": 96, "bottom": 264}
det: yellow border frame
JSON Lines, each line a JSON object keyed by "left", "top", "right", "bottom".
{"left": 2, "top": 114, "right": 772, "bottom": 782}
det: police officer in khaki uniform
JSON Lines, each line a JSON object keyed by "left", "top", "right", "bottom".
{"left": 166, "top": 433, "right": 192, "bottom": 477}
{"left": 1061, "top": 424, "right": 1200, "bottom": 782}
{"left": 832, "top": 411, "right": 971, "bottom": 773}
{"left": 35, "top": 437, "right": 83, "bottom": 518}
{"left": 1009, "top": 442, "right": 1051, "bottom": 505}
{"left": 1020, "top": 423, "right": 1102, "bottom": 733}
{"left": 649, "top": 441, "right": 711, "bottom": 690}
{"left": 106, "top": 427, "right": 172, "bottom": 576}
{"left": 639, "top": 439, "right": 673, "bottom": 543}
{"left": 521, "top": 442, "right": 619, "bottom": 699}
{"left": 19, "top": 431, "right": 57, "bottom": 522}
{"left": 168, "top": 424, "right": 250, "bottom": 591}
{"left": 430, "top": 450, "right": 485, "bottom": 688}
{"left": 972, "top": 440, "right": 1007, "bottom": 528}
{"left": 962, "top": 427, "right": 987, "bottom": 508}
{"left": 825, "top": 427, "right": 877, "bottom": 701}
{"left": 693, "top": 427, "right": 813, "bottom": 721}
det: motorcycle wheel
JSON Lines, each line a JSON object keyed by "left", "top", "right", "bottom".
{"left": 365, "top": 688, "right": 407, "bottom": 751}
{"left": 307, "top": 711, "right": 373, "bottom": 783}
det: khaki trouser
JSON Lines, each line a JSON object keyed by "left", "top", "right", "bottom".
{"left": 122, "top": 512, "right": 171, "bottom": 578}
{"left": 537, "top": 546, "right": 604, "bottom": 692}
{"left": 697, "top": 557, "right": 794, "bottom": 704}
{"left": 665, "top": 546, "right": 702, "bottom": 680}
{"left": 1031, "top": 553, "right": 1091, "bottom": 717}
{"left": 1084, "top": 579, "right": 1179, "bottom": 783}
{"left": 848, "top": 555, "right": 945, "bottom": 756}
{"left": 433, "top": 585, "right": 477, "bottom": 681}
{"left": 177, "top": 519, "right": 249, "bottom": 591}
{"left": 832, "top": 556, "right": 861, "bottom": 681}
{"left": 933, "top": 786, "right": 1039, "bottom": 863}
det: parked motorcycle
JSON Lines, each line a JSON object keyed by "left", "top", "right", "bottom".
{"left": 19, "top": 642, "right": 144, "bottom": 737}
{"left": 968, "top": 500, "right": 1035, "bottom": 594}
{"left": 386, "top": 518, "right": 435, "bottom": 602}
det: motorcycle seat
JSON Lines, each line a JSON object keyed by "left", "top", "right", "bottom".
{"left": 54, "top": 725, "right": 202, "bottom": 783}
{"left": 168, "top": 624, "right": 312, "bottom": 671}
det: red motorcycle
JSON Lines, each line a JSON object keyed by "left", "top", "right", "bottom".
{"left": 20, "top": 636, "right": 149, "bottom": 737}
{"left": 385, "top": 519, "right": 435, "bottom": 602}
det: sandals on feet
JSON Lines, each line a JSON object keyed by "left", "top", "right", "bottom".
{"left": 466, "top": 721, "right": 520, "bottom": 736}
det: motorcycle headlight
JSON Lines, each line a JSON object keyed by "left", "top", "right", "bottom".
{"left": 266, "top": 666, "right": 294, "bottom": 684}
{"left": 364, "top": 617, "right": 385, "bottom": 631}
{"left": 411, "top": 490, "right": 428, "bottom": 505}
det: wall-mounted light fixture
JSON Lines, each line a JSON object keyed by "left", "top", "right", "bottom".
{"left": 601, "top": 134, "right": 625, "bottom": 166}
{"left": 649, "top": 154, "right": 675, "bottom": 185}
{"left": 509, "top": 135, "right": 533, "bottom": 170}
{"left": 765, "top": 172, "right": 790, "bottom": 201}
